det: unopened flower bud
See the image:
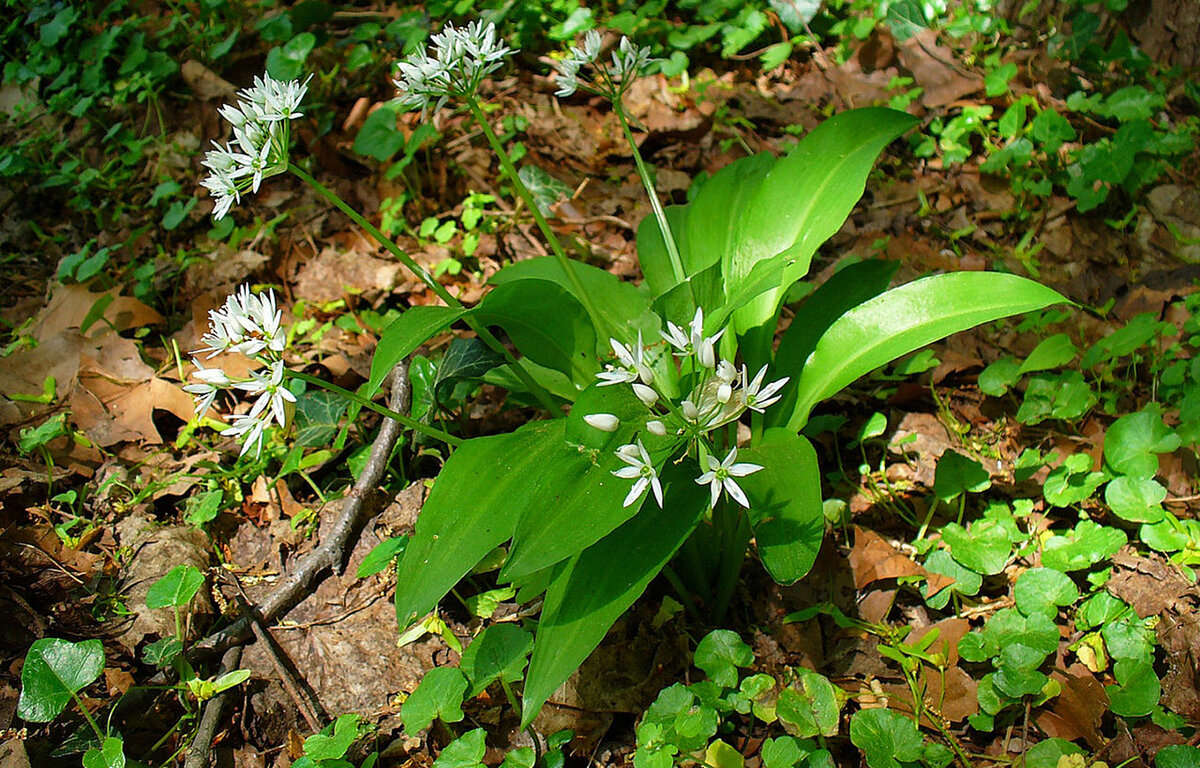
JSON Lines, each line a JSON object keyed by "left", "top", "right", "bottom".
{"left": 584, "top": 413, "right": 620, "bottom": 432}
{"left": 717, "top": 383, "right": 732, "bottom": 404}
{"left": 646, "top": 420, "right": 667, "bottom": 436}
{"left": 697, "top": 340, "right": 716, "bottom": 368}
{"left": 636, "top": 363, "right": 655, "bottom": 385}
{"left": 632, "top": 383, "right": 658, "bottom": 406}
{"left": 681, "top": 399, "right": 699, "bottom": 422}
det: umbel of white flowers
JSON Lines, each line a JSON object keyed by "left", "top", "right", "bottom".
{"left": 201, "top": 74, "right": 311, "bottom": 220}
{"left": 591, "top": 308, "right": 789, "bottom": 510}
{"left": 553, "top": 30, "right": 652, "bottom": 99}
{"left": 393, "top": 20, "right": 513, "bottom": 115}
{"left": 183, "top": 285, "right": 294, "bottom": 458}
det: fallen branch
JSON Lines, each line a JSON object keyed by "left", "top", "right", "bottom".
{"left": 194, "top": 359, "right": 412, "bottom": 654}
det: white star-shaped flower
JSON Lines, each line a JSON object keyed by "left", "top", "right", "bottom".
{"left": 695, "top": 447, "right": 762, "bottom": 508}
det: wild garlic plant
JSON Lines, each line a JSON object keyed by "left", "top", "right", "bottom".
{"left": 192, "top": 21, "right": 1068, "bottom": 733}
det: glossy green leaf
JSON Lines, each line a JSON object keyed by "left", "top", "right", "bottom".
{"left": 786, "top": 272, "right": 1068, "bottom": 430}
{"left": 369, "top": 305, "right": 468, "bottom": 397}
{"left": 1018, "top": 332, "right": 1077, "bottom": 374}
{"left": 933, "top": 451, "right": 992, "bottom": 501}
{"left": 521, "top": 463, "right": 708, "bottom": 728}
{"left": 1105, "top": 475, "right": 1167, "bottom": 523}
{"left": 635, "top": 204, "right": 691, "bottom": 299}
{"left": 356, "top": 536, "right": 408, "bottom": 579}
{"left": 1013, "top": 567, "right": 1078, "bottom": 619}
{"left": 395, "top": 422, "right": 557, "bottom": 628}
{"left": 489, "top": 257, "right": 658, "bottom": 347}
{"left": 145, "top": 564, "right": 205, "bottom": 610}
{"left": 304, "top": 714, "right": 361, "bottom": 761}
{"left": 1106, "top": 658, "right": 1161, "bottom": 717}
{"left": 474, "top": 278, "right": 598, "bottom": 385}
{"left": 685, "top": 152, "right": 777, "bottom": 281}
{"left": 739, "top": 430, "right": 824, "bottom": 584}
{"left": 502, "top": 384, "right": 655, "bottom": 582}
{"left": 17, "top": 638, "right": 105, "bottom": 723}
{"left": 1041, "top": 520, "right": 1127, "bottom": 572}
{"left": 776, "top": 669, "right": 841, "bottom": 739}
{"left": 770, "top": 259, "right": 899, "bottom": 427}
{"left": 725, "top": 108, "right": 919, "bottom": 334}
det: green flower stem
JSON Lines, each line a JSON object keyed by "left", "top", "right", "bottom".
{"left": 463, "top": 100, "right": 613, "bottom": 341}
{"left": 286, "top": 370, "right": 463, "bottom": 447}
{"left": 72, "top": 690, "right": 106, "bottom": 743}
{"left": 711, "top": 502, "right": 751, "bottom": 625}
{"left": 614, "top": 105, "right": 688, "bottom": 288}
{"left": 288, "top": 163, "right": 561, "bottom": 416}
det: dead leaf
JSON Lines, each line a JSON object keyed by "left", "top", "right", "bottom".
{"left": 850, "top": 527, "right": 925, "bottom": 589}
{"left": 896, "top": 30, "right": 983, "bottom": 108}
{"left": 1037, "top": 672, "right": 1108, "bottom": 749}
{"left": 105, "top": 667, "right": 135, "bottom": 696}
{"left": 181, "top": 60, "right": 236, "bottom": 101}
{"left": 293, "top": 246, "right": 401, "bottom": 304}
{"left": 1158, "top": 610, "right": 1200, "bottom": 723}
{"left": 1105, "top": 549, "right": 1197, "bottom": 618}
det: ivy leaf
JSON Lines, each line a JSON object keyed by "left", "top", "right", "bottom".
{"left": 849, "top": 708, "right": 924, "bottom": 768}
{"left": 17, "top": 638, "right": 105, "bottom": 722}
{"left": 401, "top": 667, "right": 468, "bottom": 734}
{"left": 693, "top": 630, "right": 753, "bottom": 689}
{"left": 1014, "top": 567, "right": 1079, "bottom": 619}
{"left": 921, "top": 550, "right": 982, "bottom": 610}
{"left": 145, "top": 564, "right": 205, "bottom": 610}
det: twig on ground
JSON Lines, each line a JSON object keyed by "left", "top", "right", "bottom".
{"left": 194, "top": 360, "right": 412, "bottom": 654}
{"left": 184, "top": 645, "right": 242, "bottom": 768}
{"left": 227, "top": 571, "right": 328, "bottom": 731}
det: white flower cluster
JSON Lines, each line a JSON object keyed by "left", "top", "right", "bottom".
{"left": 184, "top": 285, "right": 295, "bottom": 458}
{"left": 590, "top": 308, "right": 789, "bottom": 509}
{"left": 202, "top": 74, "right": 310, "bottom": 220}
{"left": 394, "top": 21, "right": 513, "bottom": 114}
{"left": 554, "top": 30, "right": 652, "bottom": 99}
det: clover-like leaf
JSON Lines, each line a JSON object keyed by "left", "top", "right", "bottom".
{"left": 17, "top": 637, "right": 105, "bottom": 723}
{"left": 145, "top": 564, "right": 205, "bottom": 610}
{"left": 849, "top": 708, "right": 923, "bottom": 768}
{"left": 1106, "top": 658, "right": 1161, "bottom": 717}
{"left": 1023, "top": 739, "right": 1083, "bottom": 768}
{"left": 941, "top": 519, "right": 1013, "bottom": 575}
{"left": 1040, "top": 520, "right": 1126, "bottom": 572}
{"left": 693, "top": 630, "right": 753, "bottom": 689}
{"left": 921, "top": 550, "right": 982, "bottom": 610}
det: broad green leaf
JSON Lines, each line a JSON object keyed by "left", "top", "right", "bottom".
{"left": 694, "top": 630, "right": 754, "bottom": 688}
{"left": 354, "top": 102, "right": 405, "bottom": 161}
{"left": 849, "top": 708, "right": 924, "bottom": 768}
{"left": 770, "top": 259, "right": 899, "bottom": 427}
{"left": 1104, "top": 407, "right": 1181, "bottom": 478}
{"left": 705, "top": 740, "right": 744, "bottom": 768}
{"left": 489, "top": 257, "right": 658, "bottom": 348}
{"left": 17, "top": 638, "right": 105, "bottom": 723}
{"left": 293, "top": 390, "right": 348, "bottom": 447}
{"left": 459, "top": 623, "right": 533, "bottom": 697}
{"left": 1013, "top": 567, "right": 1078, "bottom": 619}
{"left": 433, "top": 728, "right": 486, "bottom": 768}
{"left": 635, "top": 204, "right": 691, "bottom": 299}
{"left": 369, "top": 305, "right": 468, "bottom": 397}
{"left": 739, "top": 430, "right": 824, "bottom": 584}
{"left": 685, "top": 152, "right": 777, "bottom": 281}
{"left": 726, "top": 108, "right": 919, "bottom": 335}
{"left": 941, "top": 519, "right": 1013, "bottom": 575}
{"left": 776, "top": 669, "right": 840, "bottom": 738}
{"left": 502, "top": 385, "right": 655, "bottom": 581}
{"left": 145, "top": 564, "right": 205, "bottom": 610}
{"left": 979, "top": 608, "right": 1059, "bottom": 657}
{"left": 521, "top": 463, "right": 708, "bottom": 728}
{"left": 474, "top": 279, "right": 598, "bottom": 385}
{"left": 395, "top": 422, "right": 556, "bottom": 628}
{"left": 920, "top": 550, "right": 982, "bottom": 609}
{"left": 786, "top": 272, "right": 1067, "bottom": 430}
{"left": 760, "top": 737, "right": 807, "bottom": 768}
{"left": 1105, "top": 475, "right": 1167, "bottom": 523}
{"left": 432, "top": 337, "right": 505, "bottom": 402}
{"left": 402, "top": 667, "right": 468, "bottom": 734}
{"left": 82, "top": 737, "right": 126, "bottom": 768}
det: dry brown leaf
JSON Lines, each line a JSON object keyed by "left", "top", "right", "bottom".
{"left": 897, "top": 30, "right": 983, "bottom": 108}
{"left": 1037, "top": 672, "right": 1108, "bottom": 749}
{"left": 850, "top": 527, "right": 923, "bottom": 589}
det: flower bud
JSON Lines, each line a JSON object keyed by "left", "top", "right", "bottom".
{"left": 681, "top": 399, "right": 700, "bottom": 422}
{"left": 717, "top": 383, "right": 732, "bottom": 404}
{"left": 715, "top": 359, "right": 737, "bottom": 383}
{"left": 632, "top": 383, "right": 658, "bottom": 406}
{"left": 583, "top": 413, "right": 620, "bottom": 432}
{"left": 697, "top": 340, "right": 716, "bottom": 368}
{"left": 646, "top": 420, "right": 667, "bottom": 436}
{"left": 636, "top": 363, "right": 655, "bottom": 385}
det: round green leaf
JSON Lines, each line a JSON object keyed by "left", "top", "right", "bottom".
{"left": 933, "top": 451, "right": 991, "bottom": 501}
{"left": 849, "top": 708, "right": 924, "bottom": 768}
{"left": 1106, "top": 658, "right": 1161, "bottom": 717}
{"left": 1014, "top": 567, "right": 1079, "bottom": 619}
{"left": 1104, "top": 408, "right": 1181, "bottom": 478}
{"left": 17, "top": 637, "right": 105, "bottom": 723}
{"left": 1023, "top": 739, "right": 1083, "bottom": 768}
{"left": 1105, "top": 475, "right": 1167, "bottom": 523}
{"left": 694, "top": 630, "right": 754, "bottom": 689}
